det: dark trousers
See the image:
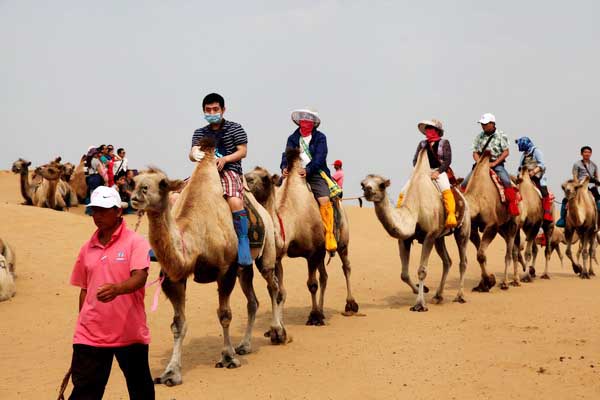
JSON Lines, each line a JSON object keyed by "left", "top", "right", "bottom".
{"left": 69, "top": 344, "right": 154, "bottom": 400}
{"left": 591, "top": 187, "right": 600, "bottom": 202}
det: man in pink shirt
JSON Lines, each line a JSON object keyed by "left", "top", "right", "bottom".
{"left": 68, "top": 186, "right": 154, "bottom": 400}
{"left": 332, "top": 159, "right": 344, "bottom": 196}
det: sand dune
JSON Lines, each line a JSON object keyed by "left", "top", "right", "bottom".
{"left": 0, "top": 170, "right": 599, "bottom": 399}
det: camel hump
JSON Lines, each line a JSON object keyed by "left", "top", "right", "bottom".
{"left": 198, "top": 137, "right": 217, "bottom": 152}
{"left": 414, "top": 148, "right": 431, "bottom": 172}
{"left": 285, "top": 147, "right": 301, "bottom": 166}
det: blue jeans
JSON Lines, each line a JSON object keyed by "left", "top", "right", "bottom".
{"left": 462, "top": 163, "right": 511, "bottom": 188}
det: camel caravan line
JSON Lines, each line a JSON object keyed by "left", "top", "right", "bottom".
{"left": 6, "top": 145, "right": 599, "bottom": 384}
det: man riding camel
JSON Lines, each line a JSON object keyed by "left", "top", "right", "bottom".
{"left": 556, "top": 145, "right": 600, "bottom": 227}
{"left": 280, "top": 108, "right": 341, "bottom": 253}
{"left": 515, "top": 136, "right": 554, "bottom": 223}
{"left": 189, "top": 93, "right": 252, "bottom": 266}
{"left": 461, "top": 113, "right": 520, "bottom": 216}
{"left": 396, "top": 119, "right": 457, "bottom": 229}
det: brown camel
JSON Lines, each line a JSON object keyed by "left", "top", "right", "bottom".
{"left": 130, "top": 141, "right": 282, "bottom": 386}
{"left": 64, "top": 156, "right": 88, "bottom": 202}
{"left": 0, "top": 238, "right": 16, "bottom": 301}
{"left": 12, "top": 158, "right": 68, "bottom": 210}
{"left": 360, "top": 149, "right": 471, "bottom": 311}
{"left": 512, "top": 168, "right": 554, "bottom": 280}
{"left": 561, "top": 176, "right": 598, "bottom": 278}
{"left": 34, "top": 163, "right": 69, "bottom": 210}
{"left": 245, "top": 149, "right": 358, "bottom": 326}
{"left": 464, "top": 152, "right": 519, "bottom": 291}
{"left": 46, "top": 157, "right": 79, "bottom": 207}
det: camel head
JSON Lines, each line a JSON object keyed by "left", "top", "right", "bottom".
{"left": 35, "top": 163, "right": 64, "bottom": 181}
{"left": 361, "top": 174, "right": 390, "bottom": 202}
{"left": 61, "top": 162, "right": 76, "bottom": 182}
{"left": 11, "top": 158, "right": 31, "bottom": 174}
{"left": 245, "top": 166, "right": 279, "bottom": 204}
{"left": 561, "top": 176, "right": 589, "bottom": 201}
{"left": 131, "top": 168, "right": 185, "bottom": 213}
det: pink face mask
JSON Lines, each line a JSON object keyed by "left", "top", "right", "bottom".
{"left": 299, "top": 120, "right": 314, "bottom": 137}
{"left": 424, "top": 127, "right": 441, "bottom": 143}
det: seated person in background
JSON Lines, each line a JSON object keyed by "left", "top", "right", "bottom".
{"left": 114, "top": 171, "right": 135, "bottom": 214}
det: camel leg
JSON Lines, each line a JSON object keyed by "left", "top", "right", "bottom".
{"left": 579, "top": 233, "right": 592, "bottom": 279}
{"left": 155, "top": 275, "right": 187, "bottom": 386}
{"left": 431, "top": 239, "right": 451, "bottom": 305}
{"left": 234, "top": 265, "right": 258, "bottom": 355}
{"left": 554, "top": 244, "right": 565, "bottom": 268}
{"left": 306, "top": 253, "right": 325, "bottom": 326}
{"left": 453, "top": 224, "right": 469, "bottom": 304}
{"left": 472, "top": 226, "right": 498, "bottom": 292}
{"left": 215, "top": 264, "right": 241, "bottom": 369}
{"left": 499, "top": 223, "right": 518, "bottom": 290}
{"left": 258, "top": 258, "right": 287, "bottom": 344}
{"left": 339, "top": 245, "right": 359, "bottom": 314}
{"left": 511, "top": 234, "right": 524, "bottom": 286}
{"left": 540, "top": 223, "right": 554, "bottom": 279}
{"left": 565, "top": 228, "right": 582, "bottom": 275}
{"left": 398, "top": 239, "right": 419, "bottom": 294}
{"left": 410, "top": 236, "right": 435, "bottom": 312}
{"left": 589, "top": 235, "right": 598, "bottom": 276}
{"left": 317, "top": 258, "right": 328, "bottom": 317}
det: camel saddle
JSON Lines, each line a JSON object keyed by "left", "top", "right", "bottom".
{"left": 489, "top": 170, "right": 507, "bottom": 202}
{"left": 243, "top": 194, "right": 265, "bottom": 248}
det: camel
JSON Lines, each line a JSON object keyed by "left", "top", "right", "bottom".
{"left": 561, "top": 176, "right": 598, "bottom": 278}
{"left": 46, "top": 157, "right": 78, "bottom": 207}
{"left": 63, "top": 156, "right": 88, "bottom": 202}
{"left": 244, "top": 149, "right": 358, "bottom": 326}
{"left": 0, "top": 238, "right": 16, "bottom": 301}
{"left": 360, "top": 149, "right": 470, "bottom": 311}
{"left": 34, "top": 163, "right": 71, "bottom": 210}
{"left": 130, "top": 140, "right": 282, "bottom": 386}
{"left": 11, "top": 158, "right": 67, "bottom": 210}
{"left": 463, "top": 152, "right": 519, "bottom": 291}
{"left": 512, "top": 168, "right": 554, "bottom": 280}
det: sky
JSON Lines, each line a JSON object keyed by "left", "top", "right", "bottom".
{"left": 2, "top": 1, "right": 599, "bottom": 200}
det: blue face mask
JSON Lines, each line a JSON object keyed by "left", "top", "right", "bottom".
{"left": 204, "top": 113, "right": 222, "bottom": 124}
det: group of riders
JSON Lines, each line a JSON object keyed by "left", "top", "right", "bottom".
{"left": 191, "top": 92, "right": 600, "bottom": 266}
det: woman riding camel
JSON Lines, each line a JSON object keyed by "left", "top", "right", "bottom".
{"left": 280, "top": 108, "right": 341, "bottom": 252}
{"left": 515, "top": 136, "right": 554, "bottom": 223}
{"left": 396, "top": 119, "right": 457, "bottom": 229}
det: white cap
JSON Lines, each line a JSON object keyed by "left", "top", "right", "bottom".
{"left": 478, "top": 113, "right": 496, "bottom": 124}
{"left": 87, "top": 186, "right": 122, "bottom": 209}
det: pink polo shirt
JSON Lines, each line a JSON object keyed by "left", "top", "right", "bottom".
{"left": 70, "top": 220, "right": 151, "bottom": 347}
{"left": 332, "top": 169, "right": 344, "bottom": 189}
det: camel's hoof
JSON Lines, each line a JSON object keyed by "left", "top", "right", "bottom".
{"left": 267, "top": 327, "right": 289, "bottom": 345}
{"left": 486, "top": 274, "right": 497, "bottom": 289}
{"left": 410, "top": 304, "right": 428, "bottom": 312}
{"left": 154, "top": 371, "right": 182, "bottom": 387}
{"left": 589, "top": 270, "right": 596, "bottom": 277}
{"left": 306, "top": 311, "right": 325, "bottom": 326}
{"left": 234, "top": 344, "right": 252, "bottom": 355}
{"left": 345, "top": 300, "right": 359, "bottom": 313}
{"left": 540, "top": 274, "right": 550, "bottom": 280}
{"left": 510, "top": 280, "right": 521, "bottom": 287}
{"left": 572, "top": 263, "right": 582, "bottom": 275}
{"left": 580, "top": 272, "right": 591, "bottom": 280}
{"left": 431, "top": 295, "right": 443, "bottom": 304}
{"left": 472, "top": 282, "right": 490, "bottom": 293}
{"left": 529, "top": 266, "right": 536, "bottom": 277}
{"left": 521, "top": 275, "right": 532, "bottom": 283}
{"left": 499, "top": 282, "right": 509, "bottom": 290}
{"left": 215, "top": 355, "right": 241, "bottom": 369}
{"left": 453, "top": 296, "right": 467, "bottom": 304}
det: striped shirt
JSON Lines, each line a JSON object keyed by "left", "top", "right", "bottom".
{"left": 191, "top": 120, "right": 248, "bottom": 174}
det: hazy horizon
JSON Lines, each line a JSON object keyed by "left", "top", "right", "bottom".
{"left": 3, "top": 1, "right": 599, "bottom": 200}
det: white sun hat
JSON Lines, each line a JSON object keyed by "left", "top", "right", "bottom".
{"left": 87, "top": 186, "right": 122, "bottom": 209}
{"left": 291, "top": 108, "right": 321, "bottom": 128}
{"left": 478, "top": 113, "right": 496, "bottom": 124}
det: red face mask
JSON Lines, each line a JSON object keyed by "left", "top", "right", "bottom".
{"left": 299, "top": 120, "right": 314, "bottom": 137}
{"left": 424, "top": 127, "right": 441, "bottom": 143}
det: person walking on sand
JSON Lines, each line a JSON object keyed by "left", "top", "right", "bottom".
{"left": 68, "top": 186, "right": 154, "bottom": 400}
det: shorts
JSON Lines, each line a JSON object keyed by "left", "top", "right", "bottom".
{"left": 307, "top": 173, "right": 330, "bottom": 198}
{"left": 220, "top": 170, "right": 243, "bottom": 199}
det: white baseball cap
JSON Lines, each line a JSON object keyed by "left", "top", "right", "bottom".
{"left": 87, "top": 186, "right": 122, "bottom": 209}
{"left": 478, "top": 113, "right": 496, "bottom": 124}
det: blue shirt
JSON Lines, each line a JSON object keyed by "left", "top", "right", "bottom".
{"left": 280, "top": 129, "right": 331, "bottom": 178}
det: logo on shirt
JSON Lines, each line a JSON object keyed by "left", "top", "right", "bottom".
{"left": 115, "top": 251, "right": 127, "bottom": 262}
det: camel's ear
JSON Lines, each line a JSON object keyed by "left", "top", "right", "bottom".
{"left": 160, "top": 178, "right": 186, "bottom": 193}
{"left": 384, "top": 179, "right": 391, "bottom": 188}
{"left": 26, "top": 161, "right": 31, "bottom": 167}
{"left": 271, "top": 174, "right": 281, "bottom": 185}
{"left": 54, "top": 156, "right": 62, "bottom": 163}
{"left": 456, "top": 177, "right": 465, "bottom": 185}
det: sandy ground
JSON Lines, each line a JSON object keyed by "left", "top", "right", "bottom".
{"left": 1, "top": 169, "right": 599, "bottom": 400}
